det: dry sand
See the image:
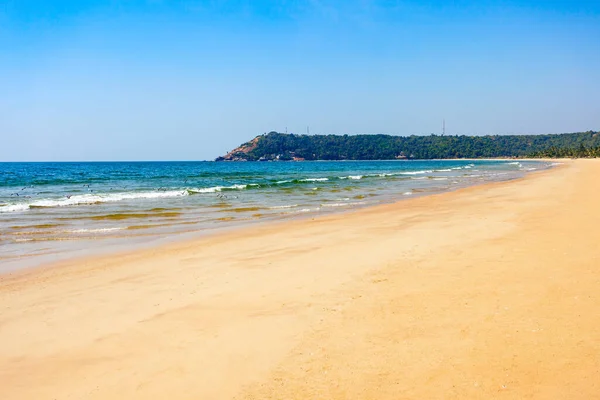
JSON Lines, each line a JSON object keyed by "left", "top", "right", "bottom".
{"left": 1, "top": 159, "right": 599, "bottom": 399}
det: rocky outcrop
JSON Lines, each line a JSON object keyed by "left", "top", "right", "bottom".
{"left": 215, "top": 136, "right": 261, "bottom": 161}
{"left": 217, "top": 130, "right": 600, "bottom": 161}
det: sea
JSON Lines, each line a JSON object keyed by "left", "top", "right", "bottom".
{"left": 0, "top": 160, "right": 551, "bottom": 272}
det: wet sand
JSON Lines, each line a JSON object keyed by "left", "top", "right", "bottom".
{"left": 1, "top": 159, "right": 599, "bottom": 399}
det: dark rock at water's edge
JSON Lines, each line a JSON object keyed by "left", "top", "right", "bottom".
{"left": 216, "top": 130, "right": 600, "bottom": 161}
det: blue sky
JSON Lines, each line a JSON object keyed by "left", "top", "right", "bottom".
{"left": 1, "top": 0, "right": 599, "bottom": 161}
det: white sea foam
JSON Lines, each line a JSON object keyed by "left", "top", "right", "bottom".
{"left": 302, "top": 178, "right": 329, "bottom": 182}
{"left": 362, "top": 172, "right": 394, "bottom": 177}
{"left": 436, "top": 169, "right": 452, "bottom": 172}
{"left": 506, "top": 161, "right": 523, "bottom": 169}
{"left": 275, "top": 180, "right": 292, "bottom": 184}
{"left": 0, "top": 184, "right": 252, "bottom": 213}
{"left": 0, "top": 204, "right": 30, "bottom": 213}
{"left": 403, "top": 191, "right": 413, "bottom": 195}
{"left": 400, "top": 170, "right": 433, "bottom": 175}
{"left": 296, "top": 208, "right": 318, "bottom": 213}
{"left": 70, "top": 227, "right": 125, "bottom": 234}
{"left": 321, "top": 202, "right": 350, "bottom": 207}
{"left": 188, "top": 184, "right": 247, "bottom": 193}
{"left": 0, "top": 190, "right": 188, "bottom": 213}
{"left": 269, "top": 204, "right": 298, "bottom": 209}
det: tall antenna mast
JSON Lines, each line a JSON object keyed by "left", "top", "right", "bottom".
{"left": 443, "top": 119, "right": 445, "bottom": 136}
{"left": 307, "top": 126, "right": 310, "bottom": 135}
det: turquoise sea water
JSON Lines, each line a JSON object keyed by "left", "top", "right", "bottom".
{"left": 0, "top": 160, "right": 550, "bottom": 271}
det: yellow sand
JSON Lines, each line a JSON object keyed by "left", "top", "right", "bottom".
{"left": 1, "top": 160, "right": 599, "bottom": 399}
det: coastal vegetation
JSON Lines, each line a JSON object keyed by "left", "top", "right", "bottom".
{"left": 528, "top": 144, "right": 600, "bottom": 158}
{"left": 217, "top": 131, "right": 600, "bottom": 161}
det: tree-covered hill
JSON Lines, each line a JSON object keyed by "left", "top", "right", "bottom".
{"left": 216, "top": 131, "right": 600, "bottom": 161}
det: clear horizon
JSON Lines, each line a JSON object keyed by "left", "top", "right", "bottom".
{"left": 1, "top": 1, "right": 599, "bottom": 161}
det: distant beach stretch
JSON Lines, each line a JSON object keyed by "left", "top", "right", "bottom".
{"left": 0, "top": 159, "right": 549, "bottom": 272}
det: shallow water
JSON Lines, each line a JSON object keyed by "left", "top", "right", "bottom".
{"left": 0, "top": 160, "right": 550, "bottom": 271}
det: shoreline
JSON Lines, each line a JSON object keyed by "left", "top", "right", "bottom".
{"left": 3, "top": 159, "right": 600, "bottom": 399}
{"left": 1, "top": 160, "right": 550, "bottom": 277}
{"left": 1, "top": 161, "right": 554, "bottom": 280}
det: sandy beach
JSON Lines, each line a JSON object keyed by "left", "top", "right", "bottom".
{"left": 1, "top": 159, "right": 599, "bottom": 399}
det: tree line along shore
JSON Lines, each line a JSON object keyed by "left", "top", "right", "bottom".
{"left": 216, "top": 131, "right": 600, "bottom": 161}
